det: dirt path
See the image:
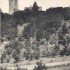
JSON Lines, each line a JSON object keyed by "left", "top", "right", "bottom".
{"left": 0, "top": 60, "right": 70, "bottom": 70}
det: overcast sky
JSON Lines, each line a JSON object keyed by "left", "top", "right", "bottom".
{"left": 0, "top": 0, "right": 70, "bottom": 13}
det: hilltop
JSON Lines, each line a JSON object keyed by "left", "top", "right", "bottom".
{"left": 1, "top": 2, "right": 70, "bottom": 63}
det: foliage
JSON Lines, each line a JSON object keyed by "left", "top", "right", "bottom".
{"left": 1, "top": 4, "right": 70, "bottom": 62}
{"left": 33, "top": 62, "right": 48, "bottom": 70}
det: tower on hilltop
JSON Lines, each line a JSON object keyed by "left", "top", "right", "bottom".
{"left": 9, "top": 0, "right": 18, "bottom": 14}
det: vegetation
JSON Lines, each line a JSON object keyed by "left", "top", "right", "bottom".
{"left": 1, "top": 2, "right": 70, "bottom": 63}
{"left": 33, "top": 61, "right": 48, "bottom": 70}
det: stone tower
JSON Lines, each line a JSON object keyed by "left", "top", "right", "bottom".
{"left": 9, "top": 0, "right": 18, "bottom": 14}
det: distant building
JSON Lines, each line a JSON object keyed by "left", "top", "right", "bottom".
{"left": 9, "top": 0, "right": 18, "bottom": 14}
{"left": 38, "top": 7, "right": 42, "bottom": 11}
{"left": 0, "top": 9, "right": 1, "bottom": 42}
{"left": 25, "top": 6, "right": 32, "bottom": 11}
{"left": 24, "top": 1, "right": 42, "bottom": 12}
{"left": 26, "top": 7, "right": 42, "bottom": 11}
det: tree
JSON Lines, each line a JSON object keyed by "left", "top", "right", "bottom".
{"left": 52, "top": 45, "right": 60, "bottom": 56}
{"left": 32, "top": 1, "right": 38, "bottom": 12}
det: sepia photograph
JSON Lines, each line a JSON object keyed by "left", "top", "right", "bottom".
{"left": 0, "top": 0, "right": 70, "bottom": 70}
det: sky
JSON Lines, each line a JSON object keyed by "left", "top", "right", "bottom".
{"left": 0, "top": 0, "right": 70, "bottom": 13}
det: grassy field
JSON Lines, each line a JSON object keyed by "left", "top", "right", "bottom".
{"left": 48, "top": 64, "right": 70, "bottom": 70}
{"left": 0, "top": 56, "right": 70, "bottom": 70}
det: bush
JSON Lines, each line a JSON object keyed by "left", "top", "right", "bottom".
{"left": 33, "top": 62, "right": 48, "bottom": 70}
